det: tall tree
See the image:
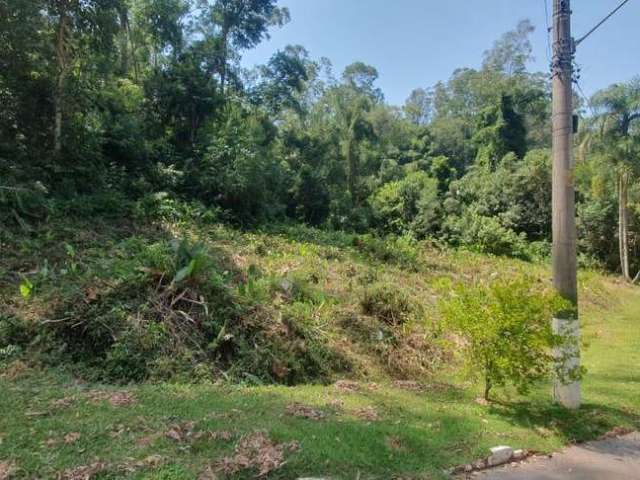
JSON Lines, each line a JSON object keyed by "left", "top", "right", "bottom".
{"left": 404, "top": 88, "right": 433, "bottom": 126}
{"left": 46, "top": 0, "right": 120, "bottom": 154}
{"left": 482, "top": 19, "right": 535, "bottom": 76}
{"left": 330, "top": 63, "right": 381, "bottom": 203}
{"left": 589, "top": 78, "right": 640, "bottom": 281}
{"left": 207, "top": 0, "right": 289, "bottom": 93}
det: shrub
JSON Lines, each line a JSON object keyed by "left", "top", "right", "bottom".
{"left": 0, "top": 315, "right": 31, "bottom": 364}
{"left": 354, "top": 234, "right": 421, "bottom": 271}
{"left": 51, "top": 192, "right": 132, "bottom": 219}
{"left": 369, "top": 171, "right": 441, "bottom": 237}
{"left": 444, "top": 209, "right": 530, "bottom": 259}
{"left": 439, "top": 276, "right": 573, "bottom": 400}
{"left": 133, "top": 193, "right": 221, "bottom": 224}
{"left": 361, "top": 283, "right": 414, "bottom": 325}
{"left": 0, "top": 181, "right": 49, "bottom": 230}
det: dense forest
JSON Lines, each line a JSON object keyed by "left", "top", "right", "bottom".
{"left": 1, "top": 1, "right": 639, "bottom": 277}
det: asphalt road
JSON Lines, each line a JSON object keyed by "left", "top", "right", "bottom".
{"left": 476, "top": 432, "right": 640, "bottom": 480}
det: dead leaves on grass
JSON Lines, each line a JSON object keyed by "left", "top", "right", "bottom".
{"left": 197, "top": 465, "right": 220, "bottom": 480}
{"left": 0, "top": 360, "right": 29, "bottom": 380}
{"left": 64, "top": 432, "right": 81, "bottom": 445}
{"left": 56, "top": 461, "right": 106, "bottom": 480}
{"left": 392, "top": 380, "right": 425, "bottom": 392}
{"left": 214, "top": 431, "right": 299, "bottom": 477}
{"left": 85, "top": 390, "right": 136, "bottom": 407}
{"left": 353, "top": 406, "right": 379, "bottom": 422}
{"left": 333, "top": 380, "right": 360, "bottom": 392}
{"left": 385, "top": 435, "right": 404, "bottom": 452}
{"left": 164, "top": 421, "right": 234, "bottom": 444}
{"left": 165, "top": 421, "right": 197, "bottom": 442}
{"left": 210, "top": 430, "right": 233, "bottom": 441}
{"left": 44, "top": 432, "right": 81, "bottom": 448}
{"left": 285, "top": 403, "right": 326, "bottom": 421}
{"left": 135, "top": 432, "right": 161, "bottom": 448}
{"left": 116, "top": 455, "right": 164, "bottom": 474}
{"left": 50, "top": 396, "right": 76, "bottom": 410}
{"left": 0, "top": 462, "right": 15, "bottom": 480}
{"left": 56, "top": 456, "right": 165, "bottom": 480}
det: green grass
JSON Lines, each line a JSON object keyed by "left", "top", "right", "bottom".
{"left": 1, "top": 291, "right": 639, "bottom": 479}
{"left": 1, "top": 217, "right": 639, "bottom": 478}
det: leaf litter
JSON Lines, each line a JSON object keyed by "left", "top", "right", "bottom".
{"left": 354, "top": 406, "right": 380, "bottom": 421}
{"left": 164, "top": 421, "right": 234, "bottom": 443}
{"left": 285, "top": 403, "right": 326, "bottom": 420}
{"left": 333, "top": 380, "right": 360, "bottom": 392}
{"left": 0, "top": 462, "right": 15, "bottom": 480}
{"left": 85, "top": 390, "right": 136, "bottom": 407}
{"left": 56, "top": 455, "right": 165, "bottom": 479}
{"left": 56, "top": 461, "right": 106, "bottom": 480}
{"left": 214, "top": 431, "right": 299, "bottom": 476}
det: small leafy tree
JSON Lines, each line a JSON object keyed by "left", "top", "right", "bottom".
{"left": 369, "top": 171, "right": 440, "bottom": 237}
{"left": 439, "top": 276, "right": 572, "bottom": 401}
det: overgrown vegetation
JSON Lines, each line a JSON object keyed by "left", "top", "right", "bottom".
{"left": 0, "top": 205, "right": 624, "bottom": 391}
{"left": 1, "top": 220, "right": 355, "bottom": 385}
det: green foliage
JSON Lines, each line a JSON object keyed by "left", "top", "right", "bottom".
{"left": 353, "top": 234, "right": 421, "bottom": 270}
{"left": 2, "top": 0, "right": 631, "bottom": 274}
{"left": 290, "top": 166, "right": 331, "bottom": 226}
{"left": 443, "top": 208, "right": 530, "bottom": 259}
{"left": 52, "top": 192, "right": 133, "bottom": 220}
{"left": 2, "top": 0, "right": 639, "bottom": 395}
{"left": 473, "top": 95, "right": 527, "bottom": 165}
{"left": 360, "top": 284, "right": 414, "bottom": 325}
{"left": 133, "top": 193, "right": 220, "bottom": 224}
{"left": 370, "top": 171, "right": 441, "bottom": 237}
{"left": 170, "top": 239, "right": 214, "bottom": 284}
{"left": 439, "top": 276, "right": 570, "bottom": 399}
{"left": 190, "top": 107, "right": 287, "bottom": 223}
{"left": 19, "top": 277, "right": 33, "bottom": 299}
{"left": 0, "top": 181, "right": 49, "bottom": 230}
{"left": 0, "top": 315, "right": 31, "bottom": 352}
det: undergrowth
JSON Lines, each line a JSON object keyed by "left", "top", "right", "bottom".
{"left": 0, "top": 196, "right": 620, "bottom": 389}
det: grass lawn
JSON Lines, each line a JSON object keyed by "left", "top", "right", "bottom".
{"left": 1, "top": 285, "right": 639, "bottom": 479}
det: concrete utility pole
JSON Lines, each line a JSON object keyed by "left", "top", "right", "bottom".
{"left": 551, "top": 0, "right": 581, "bottom": 409}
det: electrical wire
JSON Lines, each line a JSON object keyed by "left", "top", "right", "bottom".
{"left": 543, "top": 0, "right": 552, "bottom": 65}
{"left": 574, "top": 78, "right": 596, "bottom": 119}
{"left": 575, "top": 0, "right": 633, "bottom": 46}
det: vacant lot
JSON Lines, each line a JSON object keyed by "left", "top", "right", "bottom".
{"left": 1, "top": 221, "right": 638, "bottom": 479}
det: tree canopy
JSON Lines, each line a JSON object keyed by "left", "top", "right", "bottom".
{"left": 1, "top": 4, "right": 637, "bottom": 276}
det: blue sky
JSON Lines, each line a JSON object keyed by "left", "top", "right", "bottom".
{"left": 242, "top": 0, "right": 640, "bottom": 106}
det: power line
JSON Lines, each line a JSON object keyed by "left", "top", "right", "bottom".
{"left": 575, "top": 0, "right": 633, "bottom": 46}
{"left": 543, "top": 0, "right": 552, "bottom": 64}
{"left": 574, "top": 77, "right": 596, "bottom": 118}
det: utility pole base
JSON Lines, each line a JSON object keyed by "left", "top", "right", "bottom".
{"left": 552, "top": 317, "right": 581, "bottom": 409}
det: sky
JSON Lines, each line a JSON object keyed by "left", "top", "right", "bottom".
{"left": 242, "top": 0, "right": 640, "bottom": 106}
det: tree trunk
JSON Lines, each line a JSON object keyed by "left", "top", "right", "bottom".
{"left": 483, "top": 359, "right": 493, "bottom": 401}
{"left": 53, "top": 7, "right": 71, "bottom": 155}
{"left": 118, "top": 6, "right": 129, "bottom": 75}
{"left": 346, "top": 133, "right": 358, "bottom": 204}
{"left": 219, "top": 27, "right": 229, "bottom": 95}
{"left": 619, "top": 171, "right": 631, "bottom": 281}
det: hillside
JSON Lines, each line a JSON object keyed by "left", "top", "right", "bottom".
{"left": 0, "top": 211, "right": 627, "bottom": 386}
{"left": 1, "top": 214, "right": 639, "bottom": 479}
